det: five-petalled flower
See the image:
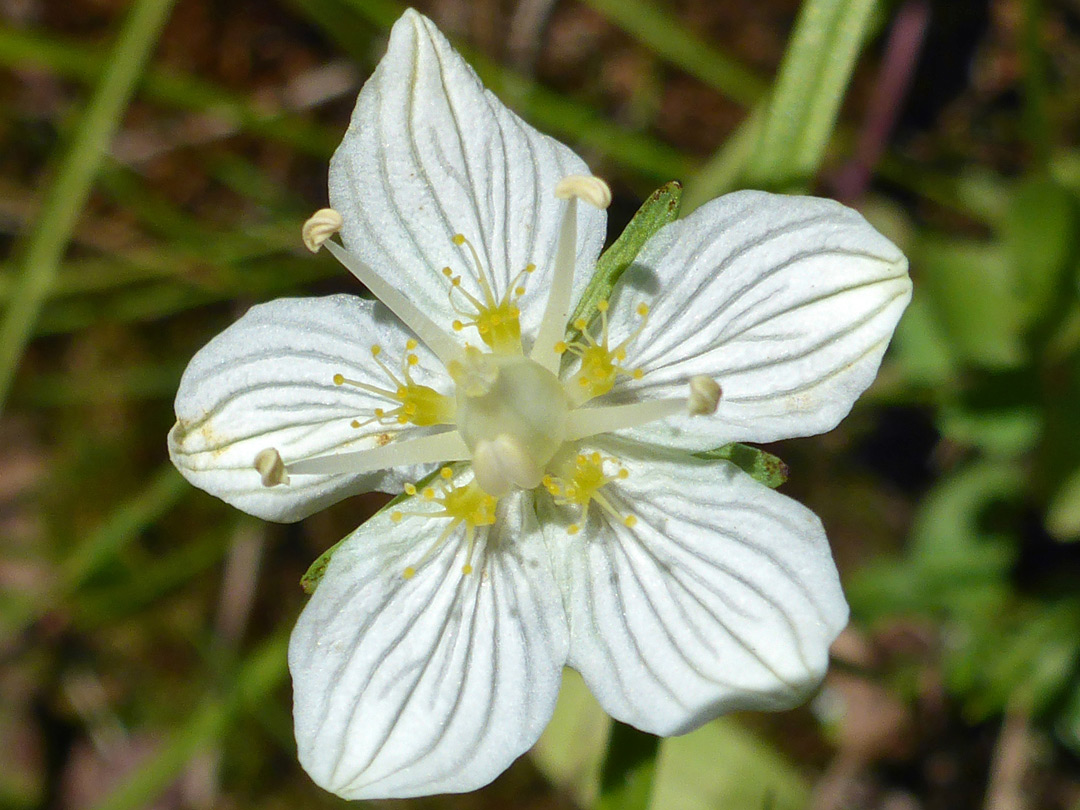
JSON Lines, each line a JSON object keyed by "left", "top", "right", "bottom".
{"left": 168, "top": 9, "right": 911, "bottom": 801}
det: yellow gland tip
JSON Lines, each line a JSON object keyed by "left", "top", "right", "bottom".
{"left": 452, "top": 233, "right": 466, "bottom": 245}
{"left": 371, "top": 345, "right": 382, "bottom": 357}
{"left": 350, "top": 419, "right": 360, "bottom": 428}
{"left": 333, "top": 373, "right": 345, "bottom": 385}
{"left": 403, "top": 566, "right": 416, "bottom": 579}
{"left": 636, "top": 303, "right": 649, "bottom": 317}
{"left": 391, "top": 511, "right": 403, "bottom": 522}
{"left": 440, "top": 467, "right": 453, "bottom": 479}
{"left": 597, "top": 300, "right": 609, "bottom": 312}
{"left": 567, "top": 524, "right": 581, "bottom": 535}
{"left": 554, "top": 341, "right": 568, "bottom": 354}
{"left": 405, "top": 483, "right": 417, "bottom": 495}
{"left": 623, "top": 515, "right": 638, "bottom": 528}
{"left": 406, "top": 339, "right": 418, "bottom": 350}
{"left": 462, "top": 564, "right": 473, "bottom": 575}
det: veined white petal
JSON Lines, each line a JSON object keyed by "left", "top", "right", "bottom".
{"left": 328, "top": 9, "right": 604, "bottom": 348}
{"left": 542, "top": 446, "right": 848, "bottom": 735}
{"left": 602, "top": 191, "right": 910, "bottom": 449}
{"left": 169, "top": 295, "right": 449, "bottom": 522}
{"left": 289, "top": 487, "right": 569, "bottom": 799}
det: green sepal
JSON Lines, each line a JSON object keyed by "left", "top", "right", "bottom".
{"left": 299, "top": 465, "right": 448, "bottom": 595}
{"left": 566, "top": 181, "right": 682, "bottom": 341}
{"left": 695, "top": 443, "right": 789, "bottom": 489}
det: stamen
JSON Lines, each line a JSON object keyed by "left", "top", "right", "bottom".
{"left": 254, "top": 448, "right": 289, "bottom": 487}
{"left": 443, "top": 234, "right": 531, "bottom": 354}
{"left": 390, "top": 472, "right": 498, "bottom": 579}
{"left": 323, "top": 240, "right": 461, "bottom": 368}
{"left": 301, "top": 208, "right": 343, "bottom": 253}
{"left": 532, "top": 175, "right": 612, "bottom": 373}
{"left": 332, "top": 345, "right": 454, "bottom": 429}
{"left": 561, "top": 299, "right": 649, "bottom": 405}
{"left": 544, "top": 452, "right": 635, "bottom": 532}
{"left": 564, "top": 376, "right": 722, "bottom": 440}
{"left": 688, "top": 375, "right": 722, "bottom": 415}
{"left": 279, "top": 430, "right": 470, "bottom": 477}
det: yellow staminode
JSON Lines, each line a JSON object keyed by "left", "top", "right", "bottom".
{"left": 560, "top": 300, "right": 649, "bottom": 402}
{"left": 543, "top": 452, "right": 636, "bottom": 534}
{"left": 333, "top": 341, "right": 454, "bottom": 429}
{"left": 444, "top": 233, "right": 534, "bottom": 355}
{"left": 390, "top": 469, "right": 498, "bottom": 578}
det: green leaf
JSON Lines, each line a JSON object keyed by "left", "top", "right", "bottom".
{"left": 745, "top": 0, "right": 881, "bottom": 188}
{"left": 567, "top": 181, "right": 682, "bottom": 339}
{"left": 695, "top": 444, "right": 789, "bottom": 489}
{"left": 1003, "top": 176, "right": 1077, "bottom": 330}
{"left": 596, "top": 722, "right": 660, "bottom": 810}
{"left": 533, "top": 669, "right": 809, "bottom": 810}
{"left": 916, "top": 236, "right": 1027, "bottom": 369}
{"left": 1046, "top": 464, "right": 1080, "bottom": 540}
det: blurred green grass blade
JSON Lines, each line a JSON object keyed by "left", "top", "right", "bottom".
{"left": 87, "top": 629, "right": 290, "bottom": 810}
{"left": 0, "top": 26, "right": 338, "bottom": 156}
{"left": 579, "top": 0, "right": 767, "bottom": 106}
{"left": 318, "top": 0, "right": 696, "bottom": 181}
{"left": 745, "top": 0, "right": 879, "bottom": 188}
{"left": 60, "top": 466, "right": 187, "bottom": 589}
{"left": 0, "top": 0, "right": 177, "bottom": 413}
{"left": 682, "top": 108, "right": 764, "bottom": 212}
{"left": 596, "top": 722, "right": 659, "bottom": 810}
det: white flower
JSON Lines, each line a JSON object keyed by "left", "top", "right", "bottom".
{"left": 167, "top": 9, "right": 911, "bottom": 801}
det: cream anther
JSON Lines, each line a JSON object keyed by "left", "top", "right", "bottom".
{"left": 554, "top": 175, "right": 612, "bottom": 210}
{"left": 688, "top": 376, "right": 722, "bottom": 415}
{"left": 301, "top": 208, "right": 343, "bottom": 253}
{"left": 255, "top": 448, "right": 289, "bottom": 487}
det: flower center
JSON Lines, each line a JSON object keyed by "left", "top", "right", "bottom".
{"left": 449, "top": 350, "right": 570, "bottom": 497}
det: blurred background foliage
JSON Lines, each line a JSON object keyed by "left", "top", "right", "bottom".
{"left": 3, "top": 0, "right": 1080, "bottom": 808}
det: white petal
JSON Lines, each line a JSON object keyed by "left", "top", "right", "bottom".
{"left": 169, "top": 295, "right": 450, "bottom": 522}
{"left": 290, "top": 488, "right": 569, "bottom": 799}
{"left": 328, "top": 10, "right": 604, "bottom": 347}
{"left": 542, "top": 446, "right": 848, "bottom": 735}
{"left": 601, "top": 191, "right": 910, "bottom": 449}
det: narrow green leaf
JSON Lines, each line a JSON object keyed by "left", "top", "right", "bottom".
{"left": 695, "top": 444, "right": 789, "bottom": 489}
{"left": 567, "top": 182, "right": 682, "bottom": 340}
{"left": 595, "top": 722, "right": 660, "bottom": 810}
{"left": 745, "top": 0, "right": 880, "bottom": 188}
{"left": 0, "top": 0, "right": 177, "bottom": 412}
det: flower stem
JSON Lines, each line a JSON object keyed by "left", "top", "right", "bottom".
{"left": 594, "top": 721, "right": 660, "bottom": 810}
